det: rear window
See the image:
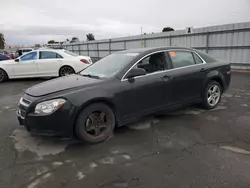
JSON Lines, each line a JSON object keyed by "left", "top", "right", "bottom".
{"left": 196, "top": 51, "right": 217, "bottom": 63}
{"left": 192, "top": 53, "right": 203, "bottom": 64}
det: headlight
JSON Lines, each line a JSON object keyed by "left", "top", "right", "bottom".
{"left": 35, "top": 99, "right": 66, "bottom": 114}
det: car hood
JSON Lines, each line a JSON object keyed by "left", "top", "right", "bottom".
{"left": 26, "top": 74, "right": 103, "bottom": 97}
{"left": 0, "top": 60, "right": 14, "bottom": 64}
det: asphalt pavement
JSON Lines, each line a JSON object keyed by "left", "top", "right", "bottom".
{"left": 0, "top": 73, "right": 250, "bottom": 188}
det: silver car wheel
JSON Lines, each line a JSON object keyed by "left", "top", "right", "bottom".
{"left": 207, "top": 85, "right": 221, "bottom": 106}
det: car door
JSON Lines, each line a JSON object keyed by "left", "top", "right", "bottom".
{"left": 12, "top": 51, "right": 38, "bottom": 77}
{"left": 36, "top": 51, "right": 62, "bottom": 76}
{"left": 117, "top": 51, "right": 173, "bottom": 120}
{"left": 164, "top": 50, "right": 207, "bottom": 106}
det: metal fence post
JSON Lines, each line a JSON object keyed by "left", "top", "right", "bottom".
{"left": 78, "top": 44, "right": 80, "bottom": 55}
{"left": 109, "top": 39, "right": 111, "bottom": 54}
{"left": 169, "top": 35, "right": 172, "bottom": 46}
{"left": 124, "top": 40, "right": 126, "bottom": 50}
{"left": 87, "top": 42, "right": 89, "bottom": 56}
{"left": 206, "top": 32, "right": 209, "bottom": 53}
{"left": 144, "top": 38, "right": 146, "bottom": 48}
{"left": 97, "top": 43, "right": 99, "bottom": 60}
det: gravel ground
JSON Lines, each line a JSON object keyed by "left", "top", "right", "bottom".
{"left": 0, "top": 72, "right": 250, "bottom": 188}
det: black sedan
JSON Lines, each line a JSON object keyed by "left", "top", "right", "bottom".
{"left": 17, "top": 47, "right": 231, "bottom": 143}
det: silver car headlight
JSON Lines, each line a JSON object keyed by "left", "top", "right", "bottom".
{"left": 35, "top": 99, "right": 66, "bottom": 114}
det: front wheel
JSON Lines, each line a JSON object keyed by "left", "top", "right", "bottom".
{"left": 0, "top": 69, "right": 8, "bottom": 83}
{"left": 75, "top": 103, "right": 115, "bottom": 144}
{"left": 202, "top": 81, "right": 222, "bottom": 109}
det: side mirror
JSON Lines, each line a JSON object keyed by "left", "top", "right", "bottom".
{"left": 15, "top": 58, "right": 19, "bottom": 62}
{"left": 126, "top": 68, "right": 146, "bottom": 79}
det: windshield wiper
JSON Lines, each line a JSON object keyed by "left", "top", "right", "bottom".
{"left": 81, "top": 74, "right": 100, "bottom": 79}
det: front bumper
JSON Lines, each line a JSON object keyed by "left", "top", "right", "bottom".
{"left": 16, "top": 100, "right": 75, "bottom": 138}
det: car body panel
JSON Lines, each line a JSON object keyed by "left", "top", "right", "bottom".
{"left": 0, "top": 55, "right": 39, "bottom": 78}
{"left": 17, "top": 47, "right": 231, "bottom": 137}
{"left": 0, "top": 49, "right": 92, "bottom": 79}
{"left": 164, "top": 63, "right": 207, "bottom": 105}
{"left": 116, "top": 71, "right": 174, "bottom": 120}
{"left": 26, "top": 74, "right": 104, "bottom": 97}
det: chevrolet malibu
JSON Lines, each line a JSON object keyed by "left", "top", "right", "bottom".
{"left": 17, "top": 47, "right": 231, "bottom": 144}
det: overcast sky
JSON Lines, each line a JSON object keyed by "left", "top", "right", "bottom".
{"left": 0, "top": 0, "right": 250, "bottom": 46}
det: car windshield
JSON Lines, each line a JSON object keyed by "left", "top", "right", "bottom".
{"left": 80, "top": 53, "right": 139, "bottom": 78}
{"left": 64, "top": 50, "right": 78, "bottom": 57}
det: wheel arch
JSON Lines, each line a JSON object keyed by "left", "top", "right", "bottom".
{"left": 81, "top": 98, "right": 116, "bottom": 113}
{"left": 206, "top": 70, "right": 225, "bottom": 93}
{"left": 0, "top": 67, "right": 9, "bottom": 80}
{"left": 72, "top": 98, "right": 118, "bottom": 137}
{"left": 209, "top": 77, "right": 224, "bottom": 91}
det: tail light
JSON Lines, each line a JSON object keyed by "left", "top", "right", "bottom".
{"left": 80, "top": 59, "right": 89, "bottom": 64}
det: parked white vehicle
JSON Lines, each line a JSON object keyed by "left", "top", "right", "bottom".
{"left": 0, "top": 49, "right": 92, "bottom": 82}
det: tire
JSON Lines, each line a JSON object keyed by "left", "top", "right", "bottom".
{"left": 202, "top": 81, "right": 222, "bottom": 109}
{"left": 59, "top": 66, "right": 75, "bottom": 77}
{"left": 0, "top": 69, "right": 8, "bottom": 83}
{"left": 75, "top": 103, "right": 115, "bottom": 144}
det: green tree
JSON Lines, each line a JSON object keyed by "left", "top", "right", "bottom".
{"left": 48, "top": 40, "right": 56, "bottom": 44}
{"left": 0, "top": 33, "right": 5, "bottom": 49}
{"left": 70, "top": 37, "right": 80, "bottom": 43}
{"left": 86, "top": 33, "right": 95, "bottom": 41}
{"left": 162, "top": 27, "right": 174, "bottom": 32}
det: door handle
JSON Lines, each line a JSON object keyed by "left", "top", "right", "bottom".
{"left": 162, "top": 75, "right": 173, "bottom": 81}
{"left": 200, "top": 68, "right": 206, "bottom": 72}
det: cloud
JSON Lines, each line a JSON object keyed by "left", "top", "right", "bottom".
{"left": 3, "top": 18, "right": 160, "bottom": 45}
{"left": 1, "top": 0, "right": 249, "bottom": 45}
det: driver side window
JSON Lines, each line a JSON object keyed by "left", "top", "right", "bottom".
{"left": 20, "top": 51, "right": 37, "bottom": 62}
{"left": 136, "top": 52, "right": 167, "bottom": 74}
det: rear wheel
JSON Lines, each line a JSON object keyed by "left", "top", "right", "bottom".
{"left": 59, "top": 66, "right": 75, "bottom": 77}
{"left": 75, "top": 103, "right": 115, "bottom": 144}
{"left": 0, "top": 69, "right": 8, "bottom": 82}
{"left": 202, "top": 81, "right": 221, "bottom": 109}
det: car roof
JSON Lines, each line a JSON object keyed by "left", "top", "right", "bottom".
{"left": 33, "top": 49, "right": 65, "bottom": 52}
{"left": 118, "top": 46, "right": 197, "bottom": 54}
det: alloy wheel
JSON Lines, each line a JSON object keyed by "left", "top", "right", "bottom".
{"left": 85, "top": 111, "right": 109, "bottom": 137}
{"left": 0, "top": 71, "right": 4, "bottom": 82}
{"left": 207, "top": 85, "right": 221, "bottom": 106}
{"left": 60, "top": 67, "right": 74, "bottom": 76}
